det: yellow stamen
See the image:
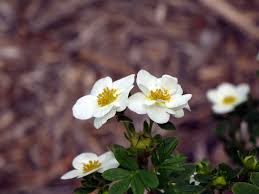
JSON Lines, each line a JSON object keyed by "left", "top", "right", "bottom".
{"left": 148, "top": 88, "right": 171, "bottom": 101}
{"left": 83, "top": 160, "right": 101, "bottom": 173}
{"left": 97, "top": 87, "right": 118, "bottom": 106}
{"left": 223, "top": 96, "right": 237, "bottom": 105}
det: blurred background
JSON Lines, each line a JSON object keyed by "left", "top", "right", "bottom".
{"left": 0, "top": 0, "right": 259, "bottom": 193}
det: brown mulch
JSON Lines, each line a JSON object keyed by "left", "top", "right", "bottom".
{"left": 0, "top": 0, "right": 258, "bottom": 193}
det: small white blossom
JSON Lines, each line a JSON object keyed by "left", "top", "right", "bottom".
{"left": 72, "top": 74, "right": 135, "bottom": 128}
{"left": 207, "top": 83, "right": 250, "bottom": 114}
{"left": 128, "top": 70, "right": 192, "bottom": 124}
{"left": 190, "top": 172, "right": 200, "bottom": 186}
{"left": 61, "top": 151, "right": 119, "bottom": 179}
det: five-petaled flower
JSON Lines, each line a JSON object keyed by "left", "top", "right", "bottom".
{"left": 72, "top": 74, "right": 135, "bottom": 129}
{"left": 207, "top": 83, "right": 250, "bottom": 114}
{"left": 61, "top": 151, "right": 119, "bottom": 179}
{"left": 128, "top": 70, "right": 192, "bottom": 124}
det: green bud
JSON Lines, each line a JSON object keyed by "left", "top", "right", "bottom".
{"left": 243, "top": 155, "right": 257, "bottom": 170}
{"left": 211, "top": 176, "right": 227, "bottom": 189}
{"left": 130, "top": 132, "right": 152, "bottom": 150}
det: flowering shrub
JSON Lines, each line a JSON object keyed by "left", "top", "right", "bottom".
{"left": 62, "top": 70, "right": 259, "bottom": 194}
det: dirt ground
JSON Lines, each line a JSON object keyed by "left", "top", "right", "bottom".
{"left": 0, "top": 0, "right": 258, "bottom": 193}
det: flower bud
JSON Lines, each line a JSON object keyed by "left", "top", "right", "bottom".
{"left": 130, "top": 132, "right": 152, "bottom": 150}
{"left": 211, "top": 176, "right": 227, "bottom": 189}
{"left": 243, "top": 155, "right": 257, "bottom": 170}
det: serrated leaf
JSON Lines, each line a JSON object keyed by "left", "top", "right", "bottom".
{"left": 131, "top": 175, "right": 144, "bottom": 194}
{"left": 138, "top": 170, "right": 159, "bottom": 189}
{"left": 109, "top": 178, "right": 131, "bottom": 194}
{"left": 102, "top": 168, "right": 131, "bottom": 181}
{"left": 111, "top": 145, "right": 138, "bottom": 170}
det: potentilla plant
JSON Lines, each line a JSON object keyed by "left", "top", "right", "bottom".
{"left": 62, "top": 70, "right": 259, "bottom": 194}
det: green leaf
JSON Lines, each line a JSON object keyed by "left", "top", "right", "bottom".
{"left": 251, "top": 172, "right": 259, "bottom": 187}
{"left": 232, "top": 182, "right": 259, "bottom": 194}
{"left": 131, "top": 175, "right": 145, "bottom": 194}
{"left": 109, "top": 178, "right": 131, "bottom": 194}
{"left": 111, "top": 145, "right": 138, "bottom": 170}
{"left": 158, "top": 121, "right": 176, "bottom": 130}
{"left": 102, "top": 168, "right": 131, "bottom": 181}
{"left": 138, "top": 170, "right": 159, "bottom": 189}
{"left": 159, "top": 155, "right": 186, "bottom": 171}
{"left": 152, "top": 137, "right": 178, "bottom": 164}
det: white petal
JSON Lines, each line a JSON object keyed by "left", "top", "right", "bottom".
{"left": 159, "top": 75, "right": 178, "bottom": 93}
{"left": 77, "top": 169, "right": 100, "bottom": 178}
{"left": 175, "top": 85, "right": 183, "bottom": 95}
{"left": 99, "top": 158, "right": 120, "bottom": 173}
{"left": 113, "top": 74, "right": 135, "bottom": 91}
{"left": 146, "top": 105, "right": 170, "bottom": 124}
{"left": 137, "top": 70, "right": 157, "bottom": 94}
{"left": 237, "top": 83, "right": 250, "bottom": 102}
{"left": 72, "top": 95, "right": 97, "bottom": 120}
{"left": 91, "top": 77, "right": 113, "bottom": 96}
{"left": 115, "top": 85, "right": 134, "bottom": 112}
{"left": 206, "top": 89, "right": 219, "bottom": 104}
{"left": 128, "top": 92, "right": 147, "bottom": 114}
{"left": 93, "top": 104, "right": 113, "bottom": 118}
{"left": 217, "top": 83, "right": 236, "bottom": 96}
{"left": 212, "top": 104, "right": 234, "bottom": 114}
{"left": 61, "top": 170, "right": 80, "bottom": 180}
{"left": 99, "top": 151, "right": 116, "bottom": 162}
{"left": 166, "top": 94, "right": 192, "bottom": 109}
{"left": 173, "top": 109, "right": 184, "bottom": 118}
{"left": 72, "top": 153, "right": 98, "bottom": 170}
{"left": 94, "top": 109, "right": 116, "bottom": 129}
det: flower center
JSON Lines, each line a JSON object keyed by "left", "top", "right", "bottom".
{"left": 223, "top": 96, "right": 237, "bottom": 105}
{"left": 149, "top": 88, "right": 171, "bottom": 101}
{"left": 97, "top": 87, "right": 118, "bottom": 106}
{"left": 83, "top": 160, "right": 101, "bottom": 173}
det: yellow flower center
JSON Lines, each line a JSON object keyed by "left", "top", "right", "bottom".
{"left": 148, "top": 88, "right": 171, "bottom": 101}
{"left": 97, "top": 87, "right": 118, "bottom": 106}
{"left": 83, "top": 160, "right": 101, "bottom": 173}
{"left": 223, "top": 96, "right": 237, "bottom": 105}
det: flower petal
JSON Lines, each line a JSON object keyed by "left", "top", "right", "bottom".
{"left": 173, "top": 109, "right": 184, "bottom": 118}
{"left": 146, "top": 105, "right": 170, "bottom": 124}
{"left": 159, "top": 75, "right": 178, "bottom": 93}
{"left": 77, "top": 169, "right": 100, "bottom": 178}
{"left": 137, "top": 70, "right": 157, "bottom": 94}
{"left": 94, "top": 109, "right": 116, "bottom": 129}
{"left": 212, "top": 104, "right": 234, "bottom": 114}
{"left": 113, "top": 74, "right": 135, "bottom": 91}
{"left": 99, "top": 151, "right": 116, "bottom": 162}
{"left": 72, "top": 153, "right": 98, "bottom": 170}
{"left": 166, "top": 94, "right": 192, "bottom": 109}
{"left": 61, "top": 170, "right": 80, "bottom": 180}
{"left": 128, "top": 92, "right": 147, "bottom": 114}
{"left": 206, "top": 89, "right": 219, "bottom": 104}
{"left": 91, "top": 77, "right": 113, "bottom": 96}
{"left": 237, "top": 83, "right": 250, "bottom": 102}
{"left": 72, "top": 95, "right": 97, "bottom": 120}
{"left": 93, "top": 104, "right": 113, "bottom": 118}
{"left": 175, "top": 85, "right": 183, "bottom": 95}
{"left": 115, "top": 85, "right": 134, "bottom": 112}
{"left": 217, "top": 83, "right": 236, "bottom": 97}
{"left": 99, "top": 158, "right": 120, "bottom": 173}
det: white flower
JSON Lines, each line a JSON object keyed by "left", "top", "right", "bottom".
{"left": 190, "top": 172, "right": 200, "bottom": 186}
{"left": 61, "top": 151, "right": 119, "bottom": 179}
{"left": 72, "top": 74, "right": 135, "bottom": 129}
{"left": 207, "top": 83, "right": 250, "bottom": 114}
{"left": 128, "top": 70, "right": 192, "bottom": 124}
